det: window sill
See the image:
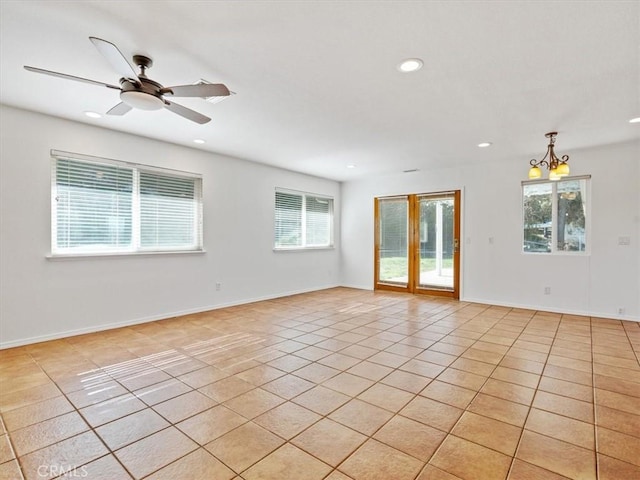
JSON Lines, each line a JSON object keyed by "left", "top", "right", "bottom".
{"left": 273, "top": 246, "right": 335, "bottom": 252}
{"left": 522, "top": 251, "right": 590, "bottom": 256}
{"left": 46, "top": 250, "right": 206, "bottom": 260}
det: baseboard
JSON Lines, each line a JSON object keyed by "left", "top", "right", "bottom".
{"left": 341, "top": 285, "right": 640, "bottom": 322}
{"left": 460, "top": 296, "right": 640, "bottom": 323}
{"left": 338, "top": 285, "right": 640, "bottom": 322}
{"left": 0, "top": 283, "right": 341, "bottom": 349}
{"left": 3, "top": 285, "right": 636, "bottom": 349}
{"left": 339, "top": 283, "right": 374, "bottom": 291}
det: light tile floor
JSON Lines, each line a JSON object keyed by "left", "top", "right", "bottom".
{"left": 1, "top": 287, "right": 639, "bottom": 479}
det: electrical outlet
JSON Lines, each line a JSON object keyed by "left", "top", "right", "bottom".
{"left": 215, "top": 282, "right": 222, "bottom": 291}
{"left": 617, "top": 307, "right": 625, "bottom": 315}
{"left": 544, "top": 287, "right": 551, "bottom": 295}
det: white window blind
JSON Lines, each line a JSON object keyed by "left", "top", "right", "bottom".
{"left": 274, "top": 189, "right": 333, "bottom": 249}
{"left": 275, "top": 191, "right": 303, "bottom": 247}
{"left": 51, "top": 151, "right": 202, "bottom": 255}
{"left": 139, "top": 171, "right": 201, "bottom": 250}
{"left": 305, "top": 195, "right": 331, "bottom": 246}
{"left": 54, "top": 158, "right": 133, "bottom": 252}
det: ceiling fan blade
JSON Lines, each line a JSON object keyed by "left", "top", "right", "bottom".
{"left": 24, "top": 66, "right": 120, "bottom": 89}
{"left": 106, "top": 102, "right": 133, "bottom": 116}
{"left": 164, "top": 100, "right": 211, "bottom": 124}
{"left": 161, "top": 83, "right": 230, "bottom": 98}
{"left": 89, "top": 37, "right": 139, "bottom": 82}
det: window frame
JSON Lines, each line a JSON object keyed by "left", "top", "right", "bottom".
{"left": 521, "top": 175, "right": 591, "bottom": 255}
{"left": 274, "top": 188, "right": 334, "bottom": 251}
{"left": 50, "top": 150, "right": 203, "bottom": 258}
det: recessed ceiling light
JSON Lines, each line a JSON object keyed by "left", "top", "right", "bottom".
{"left": 397, "top": 58, "right": 423, "bottom": 73}
{"left": 84, "top": 111, "right": 102, "bottom": 118}
{"left": 347, "top": 164, "right": 356, "bottom": 169}
{"left": 478, "top": 142, "right": 492, "bottom": 148}
{"left": 630, "top": 117, "right": 640, "bottom": 124}
{"left": 193, "top": 139, "right": 205, "bottom": 144}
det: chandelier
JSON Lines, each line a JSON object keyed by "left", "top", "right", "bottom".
{"left": 528, "top": 132, "right": 570, "bottom": 180}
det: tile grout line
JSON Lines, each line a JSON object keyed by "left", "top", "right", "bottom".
{"left": 325, "top": 303, "right": 495, "bottom": 479}
{"left": 2, "top": 290, "right": 638, "bottom": 480}
{"left": 0, "top": 413, "right": 25, "bottom": 480}
{"left": 270, "top": 302, "right": 496, "bottom": 479}
{"left": 33, "top": 349, "right": 138, "bottom": 480}
{"left": 0, "top": 313, "right": 591, "bottom": 480}
{"left": 408, "top": 308, "right": 512, "bottom": 480}
{"left": 591, "top": 315, "right": 600, "bottom": 480}
{"left": 502, "top": 309, "right": 562, "bottom": 480}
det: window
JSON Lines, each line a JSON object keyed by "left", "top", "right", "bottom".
{"left": 522, "top": 176, "right": 590, "bottom": 254}
{"left": 274, "top": 189, "right": 333, "bottom": 249}
{"left": 52, "top": 150, "right": 202, "bottom": 255}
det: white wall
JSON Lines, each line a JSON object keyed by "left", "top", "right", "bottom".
{"left": 0, "top": 106, "right": 341, "bottom": 348}
{"left": 341, "top": 140, "right": 640, "bottom": 321}
{"left": 1, "top": 105, "right": 637, "bottom": 349}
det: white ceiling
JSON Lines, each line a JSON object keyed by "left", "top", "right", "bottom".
{"left": 1, "top": 1, "right": 638, "bottom": 181}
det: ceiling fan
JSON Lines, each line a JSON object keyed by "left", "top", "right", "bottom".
{"left": 24, "top": 37, "right": 230, "bottom": 124}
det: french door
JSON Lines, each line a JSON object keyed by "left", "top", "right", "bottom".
{"left": 374, "top": 191, "right": 460, "bottom": 298}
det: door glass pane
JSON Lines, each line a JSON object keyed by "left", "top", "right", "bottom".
{"left": 523, "top": 183, "right": 552, "bottom": 253}
{"left": 378, "top": 197, "right": 408, "bottom": 285}
{"left": 418, "top": 195, "right": 454, "bottom": 290}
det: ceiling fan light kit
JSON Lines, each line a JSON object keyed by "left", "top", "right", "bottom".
{"left": 121, "top": 91, "right": 164, "bottom": 111}
{"left": 24, "top": 37, "right": 231, "bottom": 124}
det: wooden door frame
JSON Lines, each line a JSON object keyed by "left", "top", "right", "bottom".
{"left": 412, "top": 190, "right": 460, "bottom": 299}
{"left": 374, "top": 190, "right": 461, "bottom": 299}
{"left": 374, "top": 195, "right": 411, "bottom": 293}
